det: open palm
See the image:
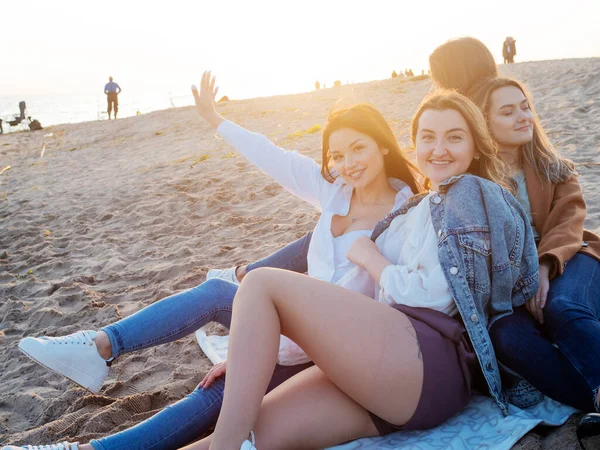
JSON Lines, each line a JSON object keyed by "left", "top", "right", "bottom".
{"left": 192, "top": 71, "right": 222, "bottom": 127}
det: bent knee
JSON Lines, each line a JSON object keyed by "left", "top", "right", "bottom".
{"left": 241, "top": 267, "right": 279, "bottom": 288}
{"left": 544, "top": 294, "right": 586, "bottom": 323}
{"left": 198, "top": 277, "right": 237, "bottom": 293}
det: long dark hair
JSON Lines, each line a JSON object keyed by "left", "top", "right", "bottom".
{"left": 321, "top": 103, "right": 422, "bottom": 194}
{"left": 429, "top": 37, "right": 498, "bottom": 95}
{"left": 468, "top": 77, "right": 577, "bottom": 184}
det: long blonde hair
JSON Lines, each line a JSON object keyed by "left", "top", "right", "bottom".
{"left": 468, "top": 77, "right": 577, "bottom": 184}
{"left": 411, "top": 91, "right": 515, "bottom": 193}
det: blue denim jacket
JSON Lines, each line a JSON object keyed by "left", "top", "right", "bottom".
{"left": 372, "top": 175, "right": 540, "bottom": 414}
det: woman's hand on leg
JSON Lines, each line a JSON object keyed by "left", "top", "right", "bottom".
{"left": 200, "top": 361, "right": 227, "bottom": 389}
{"left": 527, "top": 261, "right": 551, "bottom": 324}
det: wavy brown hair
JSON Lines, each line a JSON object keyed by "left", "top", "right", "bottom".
{"left": 429, "top": 37, "right": 498, "bottom": 95}
{"left": 410, "top": 91, "right": 515, "bottom": 193}
{"left": 468, "top": 77, "right": 577, "bottom": 184}
{"left": 321, "top": 103, "right": 422, "bottom": 195}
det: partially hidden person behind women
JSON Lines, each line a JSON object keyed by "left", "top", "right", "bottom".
{"left": 468, "top": 76, "right": 600, "bottom": 439}
{"left": 177, "top": 85, "right": 538, "bottom": 450}
{"left": 206, "top": 36, "right": 501, "bottom": 287}
{"left": 3, "top": 74, "right": 423, "bottom": 450}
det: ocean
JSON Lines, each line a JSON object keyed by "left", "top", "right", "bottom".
{"left": 0, "top": 91, "right": 196, "bottom": 132}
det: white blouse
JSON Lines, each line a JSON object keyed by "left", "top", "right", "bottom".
{"left": 332, "top": 229, "right": 372, "bottom": 283}
{"left": 376, "top": 192, "right": 457, "bottom": 316}
{"left": 217, "top": 120, "right": 413, "bottom": 297}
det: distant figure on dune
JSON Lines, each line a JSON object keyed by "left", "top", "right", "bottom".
{"left": 333, "top": 79, "right": 342, "bottom": 87}
{"left": 315, "top": 80, "right": 320, "bottom": 90}
{"left": 104, "top": 76, "right": 122, "bottom": 119}
{"left": 391, "top": 70, "right": 398, "bottom": 78}
{"left": 502, "top": 37, "right": 517, "bottom": 64}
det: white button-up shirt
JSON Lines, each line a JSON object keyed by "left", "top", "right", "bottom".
{"left": 217, "top": 120, "right": 413, "bottom": 294}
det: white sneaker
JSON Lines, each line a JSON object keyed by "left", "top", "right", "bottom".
{"left": 18, "top": 330, "right": 109, "bottom": 394}
{"left": 240, "top": 431, "right": 257, "bottom": 450}
{"left": 206, "top": 266, "right": 239, "bottom": 285}
{"left": 2, "top": 442, "right": 79, "bottom": 450}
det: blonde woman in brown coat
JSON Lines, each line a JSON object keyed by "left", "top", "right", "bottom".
{"left": 469, "top": 77, "right": 600, "bottom": 438}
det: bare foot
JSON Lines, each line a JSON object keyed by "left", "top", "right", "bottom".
{"left": 93, "top": 331, "right": 113, "bottom": 360}
{"left": 235, "top": 265, "right": 248, "bottom": 282}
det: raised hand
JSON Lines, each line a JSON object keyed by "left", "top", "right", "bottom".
{"left": 191, "top": 71, "right": 223, "bottom": 128}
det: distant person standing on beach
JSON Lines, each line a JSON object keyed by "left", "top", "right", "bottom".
{"left": 104, "top": 76, "right": 121, "bottom": 119}
{"left": 502, "top": 37, "right": 517, "bottom": 64}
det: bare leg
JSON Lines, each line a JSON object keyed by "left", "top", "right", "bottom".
{"left": 184, "top": 366, "right": 380, "bottom": 450}
{"left": 209, "top": 268, "right": 424, "bottom": 450}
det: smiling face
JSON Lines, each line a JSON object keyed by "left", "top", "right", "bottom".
{"left": 327, "top": 128, "right": 387, "bottom": 189}
{"left": 488, "top": 86, "right": 534, "bottom": 150}
{"left": 416, "top": 108, "right": 477, "bottom": 190}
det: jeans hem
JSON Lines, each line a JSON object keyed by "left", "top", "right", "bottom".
{"left": 99, "top": 324, "right": 124, "bottom": 359}
{"left": 89, "top": 439, "right": 106, "bottom": 450}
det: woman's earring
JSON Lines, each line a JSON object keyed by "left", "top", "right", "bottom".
{"left": 474, "top": 154, "right": 481, "bottom": 160}
{"left": 382, "top": 149, "right": 389, "bottom": 155}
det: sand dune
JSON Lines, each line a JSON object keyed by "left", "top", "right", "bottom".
{"left": 1, "top": 58, "right": 600, "bottom": 448}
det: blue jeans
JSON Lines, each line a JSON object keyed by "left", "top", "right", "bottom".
{"left": 246, "top": 231, "right": 312, "bottom": 274}
{"left": 490, "top": 253, "right": 600, "bottom": 412}
{"left": 91, "top": 278, "right": 313, "bottom": 449}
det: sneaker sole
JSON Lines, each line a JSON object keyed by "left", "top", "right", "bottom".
{"left": 18, "top": 340, "right": 104, "bottom": 394}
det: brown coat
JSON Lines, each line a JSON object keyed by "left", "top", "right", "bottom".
{"left": 524, "top": 161, "right": 600, "bottom": 279}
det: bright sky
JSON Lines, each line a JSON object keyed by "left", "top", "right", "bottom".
{"left": 2, "top": 0, "right": 599, "bottom": 99}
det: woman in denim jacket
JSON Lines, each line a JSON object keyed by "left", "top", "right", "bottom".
{"left": 176, "top": 87, "right": 537, "bottom": 450}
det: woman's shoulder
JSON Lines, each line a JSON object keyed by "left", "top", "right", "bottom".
{"left": 445, "top": 175, "right": 521, "bottom": 214}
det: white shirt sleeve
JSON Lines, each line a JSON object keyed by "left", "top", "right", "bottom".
{"left": 217, "top": 120, "right": 329, "bottom": 209}
{"left": 376, "top": 196, "right": 456, "bottom": 315}
{"left": 378, "top": 263, "right": 451, "bottom": 308}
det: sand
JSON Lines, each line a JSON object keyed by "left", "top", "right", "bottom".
{"left": 1, "top": 58, "right": 600, "bottom": 449}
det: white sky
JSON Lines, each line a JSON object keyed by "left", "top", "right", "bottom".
{"left": 2, "top": 0, "right": 599, "bottom": 98}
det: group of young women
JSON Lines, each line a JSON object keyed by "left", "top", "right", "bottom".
{"left": 5, "top": 37, "right": 600, "bottom": 450}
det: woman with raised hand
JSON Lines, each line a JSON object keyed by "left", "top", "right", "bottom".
{"left": 4, "top": 72, "right": 422, "bottom": 450}
{"left": 207, "top": 36, "right": 501, "bottom": 286}
{"left": 468, "top": 77, "right": 600, "bottom": 428}
{"left": 180, "top": 85, "right": 537, "bottom": 450}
